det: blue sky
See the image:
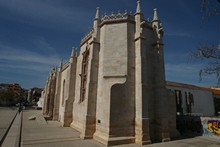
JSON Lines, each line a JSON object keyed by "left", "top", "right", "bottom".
{"left": 0, "top": 0, "right": 219, "bottom": 89}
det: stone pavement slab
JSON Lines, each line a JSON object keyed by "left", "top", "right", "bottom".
{"left": 117, "top": 136, "right": 220, "bottom": 147}
{"left": 21, "top": 110, "right": 220, "bottom": 147}
{"left": 2, "top": 111, "right": 21, "bottom": 147}
{"left": 0, "top": 107, "right": 17, "bottom": 144}
{"left": 22, "top": 139, "right": 105, "bottom": 147}
{"left": 22, "top": 110, "right": 82, "bottom": 147}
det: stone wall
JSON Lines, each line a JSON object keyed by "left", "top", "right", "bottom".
{"left": 58, "top": 64, "right": 69, "bottom": 125}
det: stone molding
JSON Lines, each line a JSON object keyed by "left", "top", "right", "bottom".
{"left": 80, "top": 29, "right": 94, "bottom": 46}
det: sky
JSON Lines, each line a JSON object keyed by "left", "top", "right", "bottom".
{"left": 0, "top": 0, "right": 219, "bottom": 89}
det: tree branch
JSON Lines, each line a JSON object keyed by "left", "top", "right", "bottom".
{"left": 191, "top": 44, "right": 220, "bottom": 85}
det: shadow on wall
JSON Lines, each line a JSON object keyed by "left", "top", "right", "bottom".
{"left": 176, "top": 115, "right": 202, "bottom": 136}
{"left": 177, "top": 116, "right": 220, "bottom": 139}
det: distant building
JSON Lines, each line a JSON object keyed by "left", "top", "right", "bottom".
{"left": 0, "top": 85, "right": 7, "bottom": 91}
{"left": 0, "top": 83, "right": 28, "bottom": 99}
{"left": 0, "top": 83, "right": 28, "bottom": 106}
{"left": 0, "top": 83, "right": 23, "bottom": 98}
{"left": 27, "top": 88, "right": 43, "bottom": 104}
{"left": 37, "top": 90, "right": 45, "bottom": 109}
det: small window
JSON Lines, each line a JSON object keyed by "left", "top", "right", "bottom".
{"left": 62, "top": 80, "right": 65, "bottom": 106}
{"left": 185, "top": 92, "right": 194, "bottom": 113}
{"left": 175, "top": 90, "right": 182, "bottom": 105}
{"left": 175, "top": 90, "right": 183, "bottom": 115}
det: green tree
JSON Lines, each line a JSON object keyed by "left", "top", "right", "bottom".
{"left": 0, "top": 90, "right": 17, "bottom": 106}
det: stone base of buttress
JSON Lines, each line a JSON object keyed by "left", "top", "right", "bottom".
{"left": 93, "top": 131, "right": 135, "bottom": 146}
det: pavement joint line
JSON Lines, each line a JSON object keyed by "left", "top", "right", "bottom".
{"left": 18, "top": 111, "right": 23, "bottom": 147}
{"left": 0, "top": 109, "right": 18, "bottom": 146}
{"left": 22, "top": 137, "right": 81, "bottom": 145}
{"left": 2, "top": 110, "right": 22, "bottom": 147}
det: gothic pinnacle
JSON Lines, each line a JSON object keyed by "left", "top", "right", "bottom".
{"left": 75, "top": 48, "right": 78, "bottom": 57}
{"left": 153, "top": 8, "right": 159, "bottom": 21}
{"left": 136, "top": 0, "right": 141, "bottom": 14}
{"left": 95, "top": 7, "right": 100, "bottom": 19}
{"left": 59, "top": 59, "right": 63, "bottom": 68}
{"left": 71, "top": 47, "right": 75, "bottom": 57}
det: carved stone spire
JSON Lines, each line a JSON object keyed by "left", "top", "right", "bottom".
{"left": 59, "top": 59, "right": 63, "bottom": 69}
{"left": 136, "top": 0, "right": 142, "bottom": 14}
{"left": 153, "top": 8, "right": 159, "bottom": 21}
{"left": 71, "top": 47, "right": 75, "bottom": 57}
{"left": 93, "top": 7, "right": 101, "bottom": 40}
{"left": 152, "top": 8, "right": 163, "bottom": 41}
{"left": 69, "top": 47, "right": 77, "bottom": 63}
{"left": 75, "top": 48, "right": 78, "bottom": 57}
{"left": 135, "top": 0, "right": 143, "bottom": 36}
{"left": 95, "top": 7, "right": 100, "bottom": 20}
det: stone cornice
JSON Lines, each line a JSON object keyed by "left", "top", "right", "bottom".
{"left": 80, "top": 29, "right": 94, "bottom": 46}
{"left": 61, "top": 61, "right": 69, "bottom": 71}
{"left": 103, "top": 74, "right": 127, "bottom": 78}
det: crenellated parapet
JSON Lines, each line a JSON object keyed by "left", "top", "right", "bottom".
{"left": 100, "top": 11, "right": 135, "bottom": 26}
{"left": 80, "top": 3, "right": 165, "bottom": 47}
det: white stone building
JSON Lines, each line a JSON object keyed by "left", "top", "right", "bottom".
{"left": 43, "top": 1, "right": 179, "bottom": 146}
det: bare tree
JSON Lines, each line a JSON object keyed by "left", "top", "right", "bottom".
{"left": 190, "top": 44, "right": 220, "bottom": 85}
{"left": 189, "top": 1, "right": 220, "bottom": 85}
{"left": 201, "top": 0, "right": 220, "bottom": 17}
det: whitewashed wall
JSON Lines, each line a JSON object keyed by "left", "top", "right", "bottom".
{"left": 167, "top": 85, "right": 215, "bottom": 117}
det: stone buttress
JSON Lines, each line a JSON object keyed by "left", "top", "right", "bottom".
{"left": 93, "top": 7, "right": 136, "bottom": 146}
{"left": 70, "top": 7, "right": 100, "bottom": 139}
{"left": 52, "top": 60, "right": 63, "bottom": 121}
{"left": 56, "top": 49, "right": 78, "bottom": 127}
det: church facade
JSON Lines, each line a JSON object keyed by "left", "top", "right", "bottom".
{"left": 43, "top": 1, "right": 179, "bottom": 146}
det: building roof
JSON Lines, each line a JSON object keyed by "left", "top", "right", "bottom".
{"left": 203, "top": 87, "right": 220, "bottom": 95}
{"left": 166, "top": 81, "right": 220, "bottom": 95}
{"left": 166, "top": 81, "right": 206, "bottom": 90}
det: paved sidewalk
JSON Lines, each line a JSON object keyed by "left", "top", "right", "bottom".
{"left": 0, "top": 107, "right": 17, "bottom": 145}
{"left": 21, "top": 110, "right": 103, "bottom": 147}
{"left": 118, "top": 137, "right": 220, "bottom": 147}
{"left": 2, "top": 111, "right": 22, "bottom": 147}
{"left": 21, "top": 110, "right": 220, "bottom": 147}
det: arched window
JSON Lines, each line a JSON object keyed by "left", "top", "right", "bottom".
{"left": 79, "top": 45, "right": 90, "bottom": 103}
{"left": 62, "top": 80, "right": 65, "bottom": 106}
